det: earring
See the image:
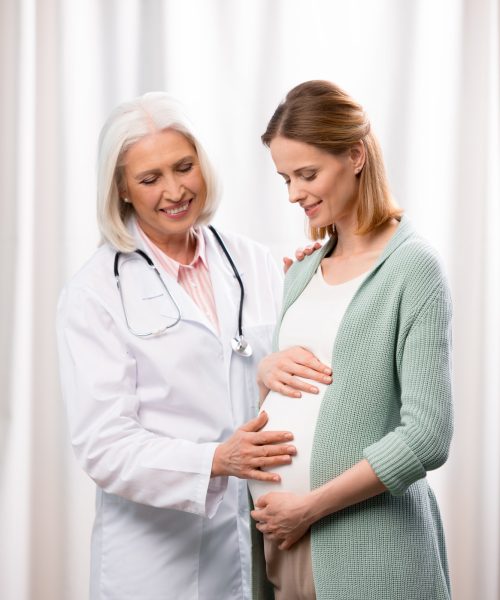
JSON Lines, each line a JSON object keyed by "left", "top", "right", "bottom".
{"left": 122, "top": 197, "right": 131, "bottom": 203}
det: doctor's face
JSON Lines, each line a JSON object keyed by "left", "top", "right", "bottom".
{"left": 120, "top": 129, "right": 207, "bottom": 246}
{"left": 269, "top": 135, "right": 361, "bottom": 230}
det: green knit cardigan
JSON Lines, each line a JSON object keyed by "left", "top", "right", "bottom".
{"left": 251, "top": 216, "right": 453, "bottom": 600}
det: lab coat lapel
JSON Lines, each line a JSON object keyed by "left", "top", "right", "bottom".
{"left": 203, "top": 226, "right": 241, "bottom": 359}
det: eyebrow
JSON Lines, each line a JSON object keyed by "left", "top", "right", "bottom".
{"left": 277, "top": 165, "right": 318, "bottom": 177}
{"left": 134, "top": 155, "right": 197, "bottom": 180}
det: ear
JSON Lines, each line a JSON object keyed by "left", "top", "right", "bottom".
{"left": 349, "top": 141, "right": 365, "bottom": 175}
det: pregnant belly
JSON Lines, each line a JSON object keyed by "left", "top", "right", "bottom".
{"left": 247, "top": 389, "right": 324, "bottom": 504}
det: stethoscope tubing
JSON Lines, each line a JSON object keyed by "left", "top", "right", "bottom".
{"left": 114, "top": 226, "right": 252, "bottom": 355}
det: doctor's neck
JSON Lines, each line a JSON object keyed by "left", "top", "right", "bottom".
{"left": 138, "top": 223, "right": 198, "bottom": 265}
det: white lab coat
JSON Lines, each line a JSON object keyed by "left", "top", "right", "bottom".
{"left": 57, "top": 221, "right": 282, "bottom": 600}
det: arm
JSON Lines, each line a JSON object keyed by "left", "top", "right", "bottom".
{"left": 252, "top": 459, "right": 386, "bottom": 549}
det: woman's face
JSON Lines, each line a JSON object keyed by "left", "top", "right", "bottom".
{"left": 120, "top": 129, "right": 207, "bottom": 245}
{"left": 269, "top": 135, "right": 361, "bottom": 229}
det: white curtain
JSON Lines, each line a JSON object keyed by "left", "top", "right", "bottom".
{"left": 0, "top": 1, "right": 498, "bottom": 599}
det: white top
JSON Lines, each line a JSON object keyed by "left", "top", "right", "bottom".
{"left": 248, "top": 266, "right": 367, "bottom": 502}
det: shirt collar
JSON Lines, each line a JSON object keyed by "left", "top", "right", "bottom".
{"left": 136, "top": 221, "right": 208, "bottom": 280}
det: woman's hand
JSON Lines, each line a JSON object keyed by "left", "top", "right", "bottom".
{"left": 211, "top": 411, "right": 296, "bottom": 481}
{"left": 283, "top": 242, "right": 322, "bottom": 273}
{"left": 251, "top": 491, "right": 313, "bottom": 550}
{"left": 258, "top": 346, "right": 332, "bottom": 399}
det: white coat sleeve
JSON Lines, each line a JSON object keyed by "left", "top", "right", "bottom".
{"left": 57, "top": 285, "right": 227, "bottom": 518}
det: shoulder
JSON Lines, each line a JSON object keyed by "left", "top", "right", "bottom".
{"left": 63, "top": 244, "right": 115, "bottom": 291}
{"left": 379, "top": 231, "right": 452, "bottom": 321}
{"left": 282, "top": 238, "right": 332, "bottom": 294}
{"left": 384, "top": 234, "right": 450, "bottom": 302}
{"left": 58, "top": 244, "right": 117, "bottom": 313}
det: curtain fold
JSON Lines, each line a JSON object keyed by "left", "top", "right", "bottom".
{"left": 0, "top": 1, "right": 498, "bottom": 599}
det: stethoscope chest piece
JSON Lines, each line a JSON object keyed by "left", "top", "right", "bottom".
{"left": 231, "top": 335, "right": 253, "bottom": 357}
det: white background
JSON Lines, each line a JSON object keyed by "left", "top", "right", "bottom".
{"left": 0, "top": 1, "right": 499, "bottom": 598}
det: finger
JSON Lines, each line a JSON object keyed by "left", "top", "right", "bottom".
{"left": 251, "top": 454, "right": 293, "bottom": 469}
{"left": 240, "top": 410, "right": 268, "bottom": 432}
{"left": 284, "top": 368, "right": 332, "bottom": 387}
{"left": 252, "top": 443, "right": 296, "bottom": 458}
{"left": 288, "top": 350, "right": 332, "bottom": 376}
{"left": 251, "top": 429, "right": 295, "bottom": 445}
{"left": 282, "top": 257, "right": 293, "bottom": 274}
{"left": 264, "top": 379, "right": 301, "bottom": 397}
{"left": 246, "top": 469, "right": 281, "bottom": 482}
{"left": 253, "top": 496, "right": 269, "bottom": 509}
{"left": 294, "top": 249, "right": 305, "bottom": 261}
{"left": 280, "top": 373, "right": 321, "bottom": 394}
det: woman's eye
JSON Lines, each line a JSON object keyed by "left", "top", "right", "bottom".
{"left": 302, "top": 172, "right": 316, "bottom": 181}
{"left": 141, "top": 177, "right": 158, "bottom": 185}
{"left": 178, "top": 163, "right": 193, "bottom": 173}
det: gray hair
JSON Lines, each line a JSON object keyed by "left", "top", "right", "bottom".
{"left": 97, "top": 92, "right": 221, "bottom": 251}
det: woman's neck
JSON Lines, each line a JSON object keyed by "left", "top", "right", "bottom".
{"left": 333, "top": 217, "right": 399, "bottom": 258}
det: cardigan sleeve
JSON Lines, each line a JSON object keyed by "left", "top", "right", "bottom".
{"left": 362, "top": 281, "right": 453, "bottom": 496}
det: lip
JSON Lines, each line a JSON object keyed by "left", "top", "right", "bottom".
{"left": 303, "top": 200, "right": 322, "bottom": 218}
{"left": 159, "top": 199, "right": 193, "bottom": 219}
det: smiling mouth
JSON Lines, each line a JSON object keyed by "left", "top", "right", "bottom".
{"left": 303, "top": 200, "right": 322, "bottom": 214}
{"left": 160, "top": 199, "right": 192, "bottom": 216}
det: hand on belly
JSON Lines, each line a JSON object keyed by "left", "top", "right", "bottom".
{"left": 248, "top": 390, "right": 323, "bottom": 503}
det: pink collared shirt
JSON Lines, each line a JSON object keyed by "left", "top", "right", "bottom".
{"left": 138, "top": 227, "right": 220, "bottom": 333}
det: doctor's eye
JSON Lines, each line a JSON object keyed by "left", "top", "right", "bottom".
{"left": 301, "top": 171, "right": 317, "bottom": 182}
{"left": 141, "top": 176, "right": 159, "bottom": 185}
{"left": 177, "top": 162, "right": 193, "bottom": 173}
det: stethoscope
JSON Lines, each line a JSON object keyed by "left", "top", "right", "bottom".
{"left": 113, "top": 225, "right": 253, "bottom": 357}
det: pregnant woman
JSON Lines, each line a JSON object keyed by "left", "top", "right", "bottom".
{"left": 249, "top": 81, "right": 453, "bottom": 600}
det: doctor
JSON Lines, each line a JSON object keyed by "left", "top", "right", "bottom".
{"left": 57, "top": 92, "right": 329, "bottom": 600}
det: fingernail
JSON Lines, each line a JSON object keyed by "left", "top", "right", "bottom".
{"left": 294, "top": 391, "right": 301, "bottom": 398}
{"left": 284, "top": 433, "right": 293, "bottom": 440}
{"left": 324, "top": 375, "right": 332, "bottom": 383}
{"left": 310, "top": 387, "right": 319, "bottom": 394}
{"left": 287, "top": 446, "right": 296, "bottom": 454}
{"left": 324, "top": 368, "right": 332, "bottom": 374}
{"left": 273, "top": 475, "right": 280, "bottom": 482}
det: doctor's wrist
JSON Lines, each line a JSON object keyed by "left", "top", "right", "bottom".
{"left": 210, "top": 443, "right": 224, "bottom": 478}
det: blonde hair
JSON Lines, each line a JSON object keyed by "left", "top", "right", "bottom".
{"left": 262, "top": 80, "right": 402, "bottom": 240}
{"left": 97, "top": 92, "right": 221, "bottom": 251}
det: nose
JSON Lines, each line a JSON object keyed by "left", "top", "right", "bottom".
{"left": 162, "top": 174, "right": 184, "bottom": 202}
{"left": 288, "top": 180, "right": 305, "bottom": 204}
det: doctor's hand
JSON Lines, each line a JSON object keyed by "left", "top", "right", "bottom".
{"left": 211, "top": 411, "right": 296, "bottom": 482}
{"left": 251, "top": 491, "right": 313, "bottom": 550}
{"left": 257, "top": 346, "right": 332, "bottom": 400}
{"left": 283, "top": 242, "right": 322, "bottom": 273}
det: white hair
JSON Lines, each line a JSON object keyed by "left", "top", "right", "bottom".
{"left": 97, "top": 92, "right": 221, "bottom": 251}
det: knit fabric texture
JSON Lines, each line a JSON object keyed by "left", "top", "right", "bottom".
{"left": 251, "top": 216, "right": 453, "bottom": 600}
